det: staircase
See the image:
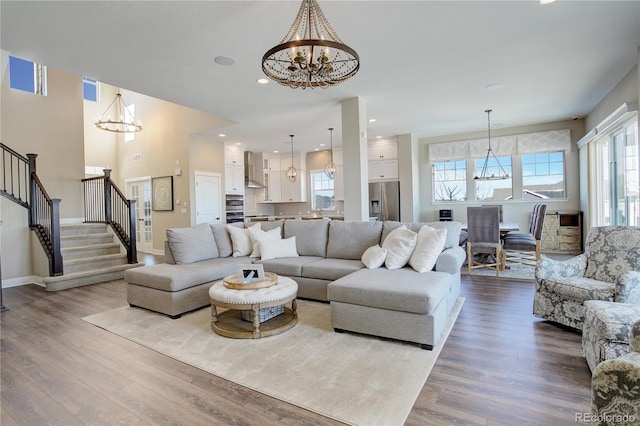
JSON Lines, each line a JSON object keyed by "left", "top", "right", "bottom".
{"left": 42, "top": 223, "right": 142, "bottom": 291}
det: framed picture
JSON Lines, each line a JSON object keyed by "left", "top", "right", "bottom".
{"left": 152, "top": 176, "right": 174, "bottom": 211}
{"left": 237, "top": 264, "right": 265, "bottom": 283}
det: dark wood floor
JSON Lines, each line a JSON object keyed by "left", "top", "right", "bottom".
{"left": 1, "top": 266, "right": 591, "bottom": 425}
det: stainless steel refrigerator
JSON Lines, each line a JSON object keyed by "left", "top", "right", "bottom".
{"left": 369, "top": 181, "right": 400, "bottom": 221}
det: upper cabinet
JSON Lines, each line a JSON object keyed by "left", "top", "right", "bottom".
{"left": 368, "top": 140, "right": 398, "bottom": 181}
{"left": 224, "top": 145, "right": 244, "bottom": 195}
{"left": 261, "top": 152, "right": 306, "bottom": 203}
{"left": 368, "top": 140, "right": 398, "bottom": 161}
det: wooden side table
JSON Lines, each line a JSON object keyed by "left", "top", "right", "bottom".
{"left": 208, "top": 276, "right": 298, "bottom": 339}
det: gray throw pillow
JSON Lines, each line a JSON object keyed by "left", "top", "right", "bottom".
{"left": 167, "top": 223, "right": 218, "bottom": 264}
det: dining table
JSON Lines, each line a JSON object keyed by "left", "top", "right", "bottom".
{"left": 461, "top": 221, "right": 519, "bottom": 237}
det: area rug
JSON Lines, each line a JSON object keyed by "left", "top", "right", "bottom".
{"left": 83, "top": 297, "right": 464, "bottom": 426}
{"left": 462, "top": 262, "right": 535, "bottom": 280}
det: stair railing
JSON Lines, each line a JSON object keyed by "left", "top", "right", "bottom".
{"left": 82, "top": 169, "right": 137, "bottom": 264}
{"left": 1, "top": 144, "right": 63, "bottom": 276}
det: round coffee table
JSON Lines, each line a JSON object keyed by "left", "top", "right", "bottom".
{"left": 208, "top": 276, "right": 298, "bottom": 339}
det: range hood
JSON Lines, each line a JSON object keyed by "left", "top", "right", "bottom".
{"left": 244, "top": 151, "right": 266, "bottom": 189}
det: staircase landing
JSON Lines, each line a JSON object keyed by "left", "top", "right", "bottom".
{"left": 42, "top": 223, "right": 142, "bottom": 291}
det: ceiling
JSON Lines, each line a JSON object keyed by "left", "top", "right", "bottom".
{"left": 2, "top": 1, "right": 640, "bottom": 154}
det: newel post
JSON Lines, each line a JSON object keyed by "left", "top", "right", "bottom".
{"left": 27, "top": 153, "right": 37, "bottom": 227}
{"left": 103, "top": 169, "right": 112, "bottom": 224}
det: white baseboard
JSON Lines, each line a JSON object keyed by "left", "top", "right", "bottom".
{"left": 2, "top": 276, "right": 44, "bottom": 288}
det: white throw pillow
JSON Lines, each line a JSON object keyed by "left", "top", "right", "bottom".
{"left": 260, "top": 237, "right": 299, "bottom": 261}
{"left": 381, "top": 225, "right": 418, "bottom": 270}
{"left": 249, "top": 226, "right": 282, "bottom": 258}
{"left": 361, "top": 244, "right": 388, "bottom": 269}
{"left": 227, "top": 223, "right": 259, "bottom": 257}
{"left": 409, "top": 226, "right": 448, "bottom": 273}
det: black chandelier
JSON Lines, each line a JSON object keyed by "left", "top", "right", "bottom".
{"left": 474, "top": 109, "right": 509, "bottom": 181}
{"left": 261, "top": 0, "right": 360, "bottom": 89}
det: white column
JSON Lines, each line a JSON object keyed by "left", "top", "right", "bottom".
{"left": 398, "top": 133, "right": 419, "bottom": 222}
{"left": 341, "top": 97, "right": 369, "bottom": 221}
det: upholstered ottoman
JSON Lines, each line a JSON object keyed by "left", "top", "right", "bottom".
{"left": 327, "top": 267, "right": 453, "bottom": 350}
{"left": 582, "top": 300, "right": 640, "bottom": 371}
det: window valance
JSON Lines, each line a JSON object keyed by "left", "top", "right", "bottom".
{"left": 428, "top": 129, "right": 571, "bottom": 162}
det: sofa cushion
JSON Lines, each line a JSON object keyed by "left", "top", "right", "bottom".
{"left": 540, "top": 276, "right": 615, "bottom": 302}
{"left": 382, "top": 221, "right": 462, "bottom": 250}
{"left": 257, "top": 256, "right": 323, "bottom": 277}
{"left": 409, "top": 226, "right": 447, "bottom": 273}
{"left": 284, "top": 219, "right": 329, "bottom": 257}
{"left": 327, "top": 220, "right": 383, "bottom": 260}
{"left": 166, "top": 223, "right": 218, "bottom": 264}
{"left": 249, "top": 226, "right": 282, "bottom": 258}
{"left": 258, "top": 219, "right": 285, "bottom": 234}
{"left": 124, "top": 256, "right": 252, "bottom": 292}
{"left": 361, "top": 245, "right": 387, "bottom": 269}
{"left": 227, "top": 223, "right": 260, "bottom": 257}
{"left": 302, "top": 258, "right": 364, "bottom": 281}
{"left": 260, "top": 237, "right": 299, "bottom": 261}
{"left": 211, "top": 223, "right": 240, "bottom": 258}
{"left": 327, "top": 267, "right": 451, "bottom": 315}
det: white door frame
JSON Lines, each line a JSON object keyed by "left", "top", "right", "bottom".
{"left": 194, "top": 171, "right": 223, "bottom": 225}
{"left": 125, "top": 176, "right": 153, "bottom": 253}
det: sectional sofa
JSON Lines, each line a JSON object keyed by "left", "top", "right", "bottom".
{"left": 125, "top": 219, "right": 465, "bottom": 349}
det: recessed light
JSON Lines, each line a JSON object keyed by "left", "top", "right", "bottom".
{"left": 540, "top": 0, "right": 556, "bottom": 4}
{"left": 369, "top": 118, "right": 377, "bottom": 123}
{"left": 320, "top": 143, "right": 325, "bottom": 147}
{"left": 214, "top": 56, "right": 236, "bottom": 66}
{"left": 486, "top": 83, "right": 504, "bottom": 91}
{"left": 376, "top": 135, "right": 382, "bottom": 139}
{"left": 235, "top": 142, "right": 242, "bottom": 145}
{"left": 219, "top": 133, "right": 226, "bottom": 137}
{"left": 273, "top": 150, "right": 279, "bottom": 153}
{"left": 314, "top": 148, "right": 319, "bottom": 151}
{"left": 257, "top": 78, "right": 269, "bottom": 85}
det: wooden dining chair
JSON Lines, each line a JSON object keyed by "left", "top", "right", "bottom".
{"left": 501, "top": 204, "right": 547, "bottom": 268}
{"left": 466, "top": 206, "right": 502, "bottom": 276}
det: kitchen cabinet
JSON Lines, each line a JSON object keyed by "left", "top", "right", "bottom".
{"left": 225, "top": 164, "right": 244, "bottom": 195}
{"left": 368, "top": 159, "right": 398, "bottom": 181}
{"left": 261, "top": 152, "right": 306, "bottom": 203}
{"left": 224, "top": 146, "right": 244, "bottom": 195}
{"left": 541, "top": 211, "right": 583, "bottom": 254}
{"left": 368, "top": 140, "right": 398, "bottom": 161}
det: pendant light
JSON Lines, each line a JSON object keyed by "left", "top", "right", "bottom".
{"left": 262, "top": 0, "right": 360, "bottom": 89}
{"left": 95, "top": 90, "right": 143, "bottom": 133}
{"left": 474, "top": 109, "right": 509, "bottom": 181}
{"left": 324, "top": 127, "right": 336, "bottom": 179}
{"left": 286, "top": 135, "right": 299, "bottom": 182}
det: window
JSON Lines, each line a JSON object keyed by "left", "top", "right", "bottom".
{"left": 310, "top": 170, "right": 335, "bottom": 210}
{"left": 474, "top": 156, "right": 512, "bottom": 201}
{"left": 83, "top": 77, "right": 99, "bottom": 102}
{"left": 9, "top": 55, "right": 47, "bottom": 95}
{"left": 433, "top": 160, "right": 467, "bottom": 201}
{"left": 124, "top": 104, "right": 135, "bottom": 142}
{"left": 592, "top": 118, "right": 639, "bottom": 226}
{"left": 522, "top": 152, "right": 565, "bottom": 199}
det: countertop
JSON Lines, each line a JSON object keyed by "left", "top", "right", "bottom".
{"left": 245, "top": 215, "right": 344, "bottom": 222}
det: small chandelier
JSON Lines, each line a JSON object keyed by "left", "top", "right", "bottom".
{"left": 286, "top": 135, "right": 299, "bottom": 182}
{"left": 474, "top": 109, "right": 509, "bottom": 181}
{"left": 262, "top": 0, "right": 360, "bottom": 89}
{"left": 324, "top": 127, "right": 336, "bottom": 179}
{"left": 95, "top": 91, "right": 142, "bottom": 133}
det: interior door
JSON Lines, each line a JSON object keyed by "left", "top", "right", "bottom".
{"left": 126, "top": 177, "right": 153, "bottom": 253}
{"left": 195, "top": 172, "right": 222, "bottom": 224}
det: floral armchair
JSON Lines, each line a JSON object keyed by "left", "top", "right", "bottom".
{"left": 533, "top": 226, "right": 640, "bottom": 330}
{"left": 591, "top": 319, "right": 640, "bottom": 424}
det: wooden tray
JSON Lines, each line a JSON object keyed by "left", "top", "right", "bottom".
{"left": 223, "top": 272, "right": 278, "bottom": 290}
